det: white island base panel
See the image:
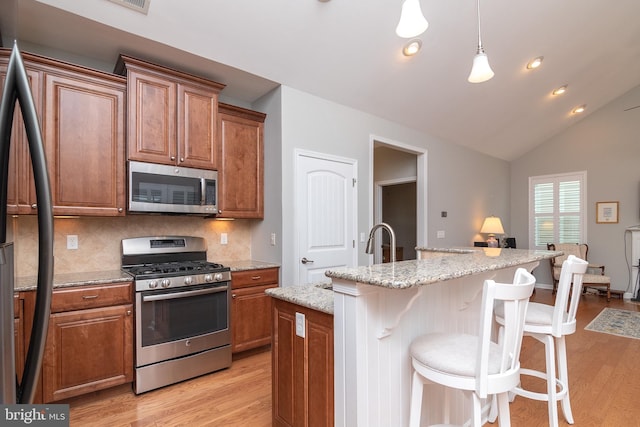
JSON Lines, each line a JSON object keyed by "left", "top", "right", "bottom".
{"left": 332, "top": 261, "right": 539, "bottom": 427}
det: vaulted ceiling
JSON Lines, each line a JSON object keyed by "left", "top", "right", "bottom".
{"left": 3, "top": 0, "right": 640, "bottom": 161}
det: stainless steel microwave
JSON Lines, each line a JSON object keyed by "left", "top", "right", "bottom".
{"left": 128, "top": 161, "right": 218, "bottom": 215}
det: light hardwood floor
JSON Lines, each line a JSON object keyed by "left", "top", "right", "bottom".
{"left": 63, "top": 289, "right": 640, "bottom": 426}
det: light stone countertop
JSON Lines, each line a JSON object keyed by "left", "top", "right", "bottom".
{"left": 266, "top": 248, "right": 561, "bottom": 314}
{"left": 325, "top": 247, "right": 560, "bottom": 289}
{"left": 14, "top": 260, "right": 281, "bottom": 292}
{"left": 15, "top": 270, "right": 133, "bottom": 292}
{"left": 224, "top": 260, "right": 280, "bottom": 272}
{"left": 266, "top": 283, "right": 333, "bottom": 315}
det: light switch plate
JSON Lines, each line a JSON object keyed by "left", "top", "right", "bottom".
{"left": 220, "top": 233, "right": 228, "bottom": 245}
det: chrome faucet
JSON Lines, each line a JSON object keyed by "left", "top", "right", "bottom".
{"left": 365, "top": 223, "right": 397, "bottom": 263}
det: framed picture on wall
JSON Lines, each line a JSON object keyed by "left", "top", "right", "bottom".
{"left": 596, "top": 201, "right": 619, "bottom": 224}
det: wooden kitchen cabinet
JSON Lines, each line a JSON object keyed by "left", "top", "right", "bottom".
{"left": 42, "top": 66, "right": 126, "bottom": 216}
{"left": 231, "top": 267, "right": 279, "bottom": 353}
{"left": 42, "top": 282, "right": 133, "bottom": 402}
{"left": 0, "top": 60, "right": 40, "bottom": 215}
{"left": 116, "top": 54, "right": 225, "bottom": 170}
{"left": 20, "top": 291, "right": 43, "bottom": 403}
{"left": 218, "top": 103, "right": 266, "bottom": 218}
{"left": 1, "top": 49, "right": 127, "bottom": 216}
{"left": 272, "top": 298, "right": 334, "bottom": 427}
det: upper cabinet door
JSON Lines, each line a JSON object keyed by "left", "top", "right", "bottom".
{"left": 177, "top": 81, "right": 219, "bottom": 170}
{"left": 217, "top": 104, "right": 266, "bottom": 219}
{"left": 117, "top": 55, "right": 225, "bottom": 170}
{"left": 44, "top": 70, "right": 126, "bottom": 216}
{"left": 0, "top": 62, "right": 41, "bottom": 215}
{"left": 126, "top": 68, "right": 177, "bottom": 166}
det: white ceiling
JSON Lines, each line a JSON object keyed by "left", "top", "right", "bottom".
{"left": 3, "top": 0, "right": 640, "bottom": 161}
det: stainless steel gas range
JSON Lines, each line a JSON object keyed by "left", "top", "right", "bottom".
{"left": 121, "top": 236, "right": 231, "bottom": 394}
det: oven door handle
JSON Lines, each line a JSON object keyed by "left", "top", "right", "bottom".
{"left": 142, "top": 285, "right": 228, "bottom": 302}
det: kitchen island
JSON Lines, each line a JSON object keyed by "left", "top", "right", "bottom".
{"left": 324, "top": 247, "right": 559, "bottom": 427}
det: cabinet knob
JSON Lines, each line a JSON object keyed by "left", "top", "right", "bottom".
{"left": 180, "top": 157, "right": 185, "bottom": 162}
{"left": 118, "top": 207, "right": 123, "bottom": 212}
{"left": 31, "top": 204, "right": 37, "bottom": 209}
{"left": 126, "top": 310, "right": 132, "bottom": 316}
{"left": 170, "top": 156, "right": 176, "bottom": 161}
{"left": 232, "top": 294, "right": 237, "bottom": 299}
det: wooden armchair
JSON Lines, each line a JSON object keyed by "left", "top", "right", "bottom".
{"left": 547, "top": 243, "right": 611, "bottom": 301}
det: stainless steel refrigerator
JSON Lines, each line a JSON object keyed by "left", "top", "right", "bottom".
{"left": 0, "top": 43, "right": 54, "bottom": 404}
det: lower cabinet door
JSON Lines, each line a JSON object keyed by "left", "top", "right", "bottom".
{"left": 272, "top": 299, "right": 334, "bottom": 427}
{"left": 232, "top": 283, "right": 278, "bottom": 353}
{"left": 43, "top": 304, "right": 133, "bottom": 402}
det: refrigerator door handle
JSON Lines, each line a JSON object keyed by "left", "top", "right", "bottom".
{"left": 0, "top": 43, "right": 54, "bottom": 404}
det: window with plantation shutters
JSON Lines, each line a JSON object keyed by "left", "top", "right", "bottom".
{"left": 529, "top": 172, "right": 586, "bottom": 249}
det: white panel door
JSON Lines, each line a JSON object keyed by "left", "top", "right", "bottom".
{"left": 296, "top": 152, "right": 357, "bottom": 284}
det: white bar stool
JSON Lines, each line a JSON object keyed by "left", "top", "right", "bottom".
{"left": 409, "top": 268, "right": 536, "bottom": 427}
{"left": 494, "top": 255, "right": 588, "bottom": 427}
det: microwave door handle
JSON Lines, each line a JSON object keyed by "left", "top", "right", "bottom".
{"left": 200, "top": 178, "right": 206, "bottom": 205}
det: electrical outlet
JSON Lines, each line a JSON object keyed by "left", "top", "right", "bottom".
{"left": 437, "top": 230, "right": 445, "bottom": 239}
{"left": 220, "top": 233, "right": 228, "bottom": 245}
{"left": 270, "top": 233, "right": 276, "bottom": 246}
{"left": 295, "top": 312, "right": 306, "bottom": 338}
{"left": 67, "top": 235, "right": 78, "bottom": 250}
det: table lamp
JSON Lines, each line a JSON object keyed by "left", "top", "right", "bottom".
{"left": 480, "top": 216, "right": 504, "bottom": 248}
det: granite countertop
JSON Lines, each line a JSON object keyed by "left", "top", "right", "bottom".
{"left": 325, "top": 247, "right": 560, "bottom": 289}
{"left": 266, "top": 283, "right": 333, "bottom": 315}
{"left": 15, "top": 270, "right": 133, "bottom": 292}
{"left": 224, "top": 260, "right": 280, "bottom": 272}
{"left": 14, "top": 260, "right": 281, "bottom": 292}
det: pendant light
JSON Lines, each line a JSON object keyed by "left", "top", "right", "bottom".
{"left": 396, "top": 0, "right": 428, "bottom": 38}
{"left": 468, "top": 0, "right": 494, "bottom": 83}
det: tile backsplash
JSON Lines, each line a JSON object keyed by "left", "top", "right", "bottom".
{"left": 10, "top": 215, "right": 252, "bottom": 277}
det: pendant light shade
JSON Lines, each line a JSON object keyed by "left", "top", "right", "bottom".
{"left": 468, "top": 0, "right": 494, "bottom": 83}
{"left": 396, "top": 0, "right": 429, "bottom": 38}
{"left": 468, "top": 49, "right": 495, "bottom": 83}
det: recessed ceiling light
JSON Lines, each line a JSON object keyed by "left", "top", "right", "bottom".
{"left": 402, "top": 39, "right": 422, "bottom": 57}
{"left": 552, "top": 85, "right": 568, "bottom": 96}
{"left": 572, "top": 104, "right": 586, "bottom": 114}
{"left": 526, "top": 56, "right": 544, "bottom": 70}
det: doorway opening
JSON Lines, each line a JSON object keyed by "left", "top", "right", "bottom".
{"left": 371, "top": 138, "right": 427, "bottom": 263}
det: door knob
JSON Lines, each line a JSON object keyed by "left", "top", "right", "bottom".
{"left": 301, "top": 257, "right": 314, "bottom": 264}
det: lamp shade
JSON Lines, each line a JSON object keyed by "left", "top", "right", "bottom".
{"left": 468, "top": 51, "right": 495, "bottom": 83}
{"left": 395, "top": 0, "right": 429, "bottom": 38}
{"left": 480, "top": 216, "right": 504, "bottom": 235}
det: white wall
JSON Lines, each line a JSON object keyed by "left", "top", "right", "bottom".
{"left": 250, "top": 87, "right": 282, "bottom": 267}
{"left": 511, "top": 84, "right": 640, "bottom": 291}
{"left": 276, "top": 86, "right": 510, "bottom": 286}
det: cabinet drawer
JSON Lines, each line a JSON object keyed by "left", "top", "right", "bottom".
{"left": 232, "top": 268, "right": 279, "bottom": 289}
{"left": 51, "top": 282, "right": 133, "bottom": 313}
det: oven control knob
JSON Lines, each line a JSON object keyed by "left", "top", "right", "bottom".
{"left": 214, "top": 273, "right": 224, "bottom": 282}
{"left": 204, "top": 274, "right": 213, "bottom": 283}
{"left": 184, "top": 276, "right": 193, "bottom": 285}
{"left": 161, "top": 279, "right": 171, "bottom": 288}
{"left": 148, "top": 280, "right": 158, "bottom": 289}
